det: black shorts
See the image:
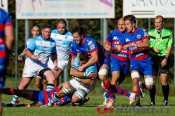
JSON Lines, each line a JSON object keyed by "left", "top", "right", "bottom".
{"left": 152, "top": 55, "right": 170, "bottom": 76}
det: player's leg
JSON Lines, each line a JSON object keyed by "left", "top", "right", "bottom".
{"left": 1, "top": 88, "right": 40, "bottom": 102}
{"left": 159, "top": 68, "right": 169, "bottom": 106}
{"left": 10, "top": 77, "right": 32, "bottom": 106}
{"left": 98, "top": 64, "right": 109, "bottom": 81}
{"left": 55, "top": 60, "right": 68, "bottom": 80}
{"left": 98, "top": 64, "right": 109, "bottom": 105}
{"left": 130, "top": 60, "right": 141, "bottom": 96}
{"left": 70, "top": 79, "right": 90, "bottom": 106}
{"left": 35, "top": 76, "right": 43, "bottom": 90}
{"left": 71, "top": 65, "right": 97, "bottom": 105}
{"left": 141, "top": 58, "right": 155, "bottom": 105}
{"left": 10, "top": 59, "right": 38, "bottom": 105}
{"left": 38, "top": 68, "right": 55, "bottom": 92}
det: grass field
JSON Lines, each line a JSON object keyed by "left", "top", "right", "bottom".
{"left": 2, "top": 78, "right": 175, "bottom": 116}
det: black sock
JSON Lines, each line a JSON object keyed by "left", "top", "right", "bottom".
{"left": 149, "top": 85, "right": 156, "bottom": 103}
{"left": 162, "top": 85, "right": 169, "bottom": 101}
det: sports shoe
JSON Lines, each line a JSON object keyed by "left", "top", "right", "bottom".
{"left": 129, "top": 92, "right": 139, "bottom": 105}
{"left": 163, "top": 100, "right": 168, "bottom": 106}
{"left": 150, "top": 101, "right": 155, "bottom": 106}
{"left": 104, "top": 98, "right": 115, "bottom": 109}
{"left": 9, "top": 95, "right": 20, "bottom": 106}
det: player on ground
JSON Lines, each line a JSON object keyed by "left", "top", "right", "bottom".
{"left": 10, "top": 25, "right": 56, "bottom": 106}
{"left": 49, "top": 27, "right": 98, "bottom": 106}
{"left": 0, "top": 86, "right": 71, "bottom": 107}
{"left": 123, "top": 15, "right": 154, "bottom": 105}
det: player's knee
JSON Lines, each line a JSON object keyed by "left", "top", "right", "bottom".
{"left": 98, "top": 68, "right": 108, "bottom": 80}
{"left": 144, "top": 76, "right": 154, "bottom": 89}
{"left": 43, "top": 69, "right": 55, "bottom": 83}
{"left": 131, "top": 70, "right": 140, "bottom": 80}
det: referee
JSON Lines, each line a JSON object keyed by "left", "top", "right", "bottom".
{"left": 148, "top": 15, "right": 173, "bottom": 106}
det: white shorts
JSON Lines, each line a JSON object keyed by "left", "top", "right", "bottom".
{"left": 22, "top": 58, "right": 45, "bottom": 78}
{"left": 69, "top": 78, "right": 94, "bottom": 99}
{"left": 48, "top": 58, "right": 68, "bottom": 70}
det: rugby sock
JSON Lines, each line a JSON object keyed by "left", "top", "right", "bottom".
{"left": 46, "top": 83, "right": 54, "bottom": 92}
{"left": 114, "top": 85, "right": 130, "bottom": 97}
{"left": 149, "top": 85, "right": 156, "bottom": 104}
{"left": 162, "top": 85, "right": 169, "bottom": 101}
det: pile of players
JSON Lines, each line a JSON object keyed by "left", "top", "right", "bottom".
{"left": 0, "top": 15, "right": 173, "bottom": 108}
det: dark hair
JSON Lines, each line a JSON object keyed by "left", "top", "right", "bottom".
{"left": 41, "top": 24, "right": 51, "bottom": 30}
{"left": 124, "top": 15, "right": 136, "bottom": 24}
{"left": 72, "top": 27, "right": 85, "bottom": 35}
{"left": 56, "top": 19, "right": 67, "bottom": 27}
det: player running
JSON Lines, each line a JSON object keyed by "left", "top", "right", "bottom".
{"left": 123, "top": 15, "right": 154, "bottom": 105}
{"left": 98, "top": 18, "right": 138, "bottom": 108}
{"left": 10, "top": 25, "right": 57, "bottom": 106}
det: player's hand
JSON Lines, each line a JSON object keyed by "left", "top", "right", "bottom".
{"left": 161, "top": 58, "right": 167, "bottom": 67}
{"left": 153, "top": 48, "right": 160, "bottom": 53}
{"left": 78, "top": 65, "right": 86, "bottom": 72}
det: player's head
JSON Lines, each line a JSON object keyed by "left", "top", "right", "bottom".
{"left": 116, "top": 17, "right": 125, "bottom": 32}
{"left": 124, "top": 15, "right": 136, "bottom": 33}
{"left": 31, "top": 25, "right": 40, "bottom": 37}
{"left": 41, "top": 25, "right": 51, "bottom": 39}
{"left": 56, "top": 19, "right": 67, "bottom": 34}
{"left": 154, "top": 15, "right": 164, "bottom": 31}
{"left": 72, "top": 27, "right": 85, "bottom": 45}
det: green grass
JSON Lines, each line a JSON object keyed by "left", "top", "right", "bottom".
{"left": 2, "top": 77, "right": 175, "bottom": 116}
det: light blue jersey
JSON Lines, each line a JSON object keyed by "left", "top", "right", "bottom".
{"left": 51, "top": 29, "right": 73, "bottom": 61}
{"left": 26, "top": 36, "right": 56, "bottom": 66}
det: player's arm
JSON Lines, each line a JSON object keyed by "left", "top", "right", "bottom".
{"left": 165, "top": 33, "right": 173, "bottom": 59}
{"left": 104, "top": 40, "right": 112, "bottom": 52}
{"left": 23, "top": 39, "right": 38, "bottom": 60}
{"left": 4, "top": 14, "right": 14, "bottom": 50}
{"left": 23, "top": 48, "right": 38, "bottom": 60}
{"left": 79, "top": 50, "right": 98, "bottom": 71}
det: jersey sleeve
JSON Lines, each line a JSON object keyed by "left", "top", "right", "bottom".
{"left": 167, "top": 31, "right": 173, "bottom": 48}
{"left": 26, "top": 39, "right": 36, "bottom": 52}
{"left": 88, "top": 39, "right": 98, "bottom": 52}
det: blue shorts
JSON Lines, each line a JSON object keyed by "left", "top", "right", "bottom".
{"left": 130, "top": 57, "right": 153, "bottom": 76}
{"left": 110, "top": 56, "right": 129, "bottom": 76}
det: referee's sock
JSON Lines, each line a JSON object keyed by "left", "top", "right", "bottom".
{"left": 149, "top": 85, "right": 156, "bottom": 105}
{"left": 162, "top": 85, "right": 169, "bottom": 101}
